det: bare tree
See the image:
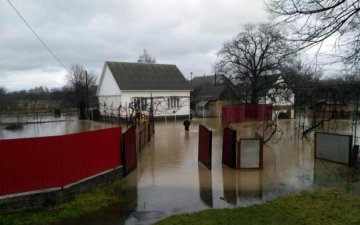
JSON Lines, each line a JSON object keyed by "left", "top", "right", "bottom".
{"left": 66, "top": 64, "right": 97, "bottom": 106}
{"left": 66, "top": 64, "right": 97, "bottom": 119}
{"left": 267, "top": 0, "right": 360, "bottom": 66}
{"left": 215, "top": 23, "right": 295, "bottom": 103}
{"left": 138, "top": 49, "right": 156, "bottom": 64}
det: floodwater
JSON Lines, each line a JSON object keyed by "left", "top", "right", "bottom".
{"left": 66, "top": 118, "right": 360, "bottom": 225}
{"left": 0, "top": 118, "right": 118, "bottom": 139}
{"left": 2, "top": 117, "right": 360, "bottom": 225}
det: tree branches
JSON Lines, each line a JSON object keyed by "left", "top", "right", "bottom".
{"left": 267, "top": 0, "right": 360, "bottom": 66}
{"left": 215, "top": 23, "right": 295, "bottom": 103}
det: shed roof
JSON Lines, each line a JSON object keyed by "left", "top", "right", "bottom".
{"left": 106, "top": 61, "right": 190, "bottom": 90}
{"left": 194, "top": 85, "right": 228, "bottom": 101}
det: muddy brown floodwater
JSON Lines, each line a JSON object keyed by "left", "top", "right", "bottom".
{"left": 67, "top": 118, "right": 359, "bottom": 225}
{"left": 0, "top": 119, "right": 118, "bottom": 139}
{"left": 2, "top": 118, "right": 360, "bottom": 225}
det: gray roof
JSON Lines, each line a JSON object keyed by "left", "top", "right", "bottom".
{"left": 190, "top": 74, "right": 239, "bottom": 102}
{"left": 194, "top": 85, "right": 227, "bottom": 101}
{"left": 191, "top": 75, "right": 217, "bottom": 89}
{"left": 106, "top": 61, "right": 190, "bottom": 90}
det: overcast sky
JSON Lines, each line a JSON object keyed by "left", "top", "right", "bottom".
{"left": 0, "top": 0, "right": 270, "bottom": 91}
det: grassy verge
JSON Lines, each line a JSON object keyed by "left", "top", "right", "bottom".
{"left": 0, "top": 178, "right": 124, "bottom": 225}
{"left": 155, "top": 189, "right": 360, "bottom": 225}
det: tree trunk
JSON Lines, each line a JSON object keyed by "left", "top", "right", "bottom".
{"left": 250, "top": 86, "right": 258, "bottom": 104}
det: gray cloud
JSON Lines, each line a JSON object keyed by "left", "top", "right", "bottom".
{"left": 0, "top": 0, "right": 268, "bottom": 90}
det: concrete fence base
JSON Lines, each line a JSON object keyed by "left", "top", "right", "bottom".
{"left": 0, "top": 166, "right": 123, "bottom": 213}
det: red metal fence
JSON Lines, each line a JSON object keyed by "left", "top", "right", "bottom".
{"left": 123, "top": 121, "right": 155, "bottom": 177}
{"left": 222, "top": 104, "right": 272, "bottom": 127}
{"left": 0, "top": 127, "right": 122, "bottom": 196}
{"left": 122, "top": 126, "right": 137, "bottom": 176}
{"left": 222, "top": 128, "right": 237, "bottom": 168}
{"left": 245, "top": 104, "right": 272, "bottom": 121}
{"left": 222, "top": 105, "right": 245, "bottom": 128}
{"left": 198, "top": 125, "right": 212, "bottom": 170}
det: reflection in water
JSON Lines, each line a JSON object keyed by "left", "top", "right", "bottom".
{"left": 313, "top": 159, "right": 357, "bottom": 190}
{"left": 237, "top": 170, "right": 263, "bottom": 200}
{"left": 221, "top": 166, "right": 263, "bottom": 205}
{"left": 198, "top": 165, "right": 213, "bottom": 207}
{"left": 221, "top": 166, "right": 237, "bottom": 205}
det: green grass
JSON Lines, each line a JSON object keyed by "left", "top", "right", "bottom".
{"left": 0, "top": 178, "right": 124, "bottom": 225}
{"left": 155, "top": 189, "right": 360, "bottom": 225}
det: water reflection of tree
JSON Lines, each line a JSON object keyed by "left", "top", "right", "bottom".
{"left": 295, "top": 85, "right": 357, "bottom": 139}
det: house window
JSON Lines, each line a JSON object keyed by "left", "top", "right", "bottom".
{"left": 168, "top": 97, "right": 179, "bottom": 109}
{"left": 141, "top": 98, "right": 148, "bottom": 110}
{"left": 132, "top": 98, "right": 141, "bottom": 111}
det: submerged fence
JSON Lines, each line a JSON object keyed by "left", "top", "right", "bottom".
{"left": 123, "top": 121, "right": 155, "bottom": 177}
{"left": 0, "top": 127, "right": 122, "bottom": 196}
{"left": 122, "top": 126, "right": 137, "bottom": 176}
{"left": 315, "top": 132, "right": 353, "bottom": 165}
{"left": 198, "top": 125, "right": 212, "bottom": 170}
{"left": 222, "top": 128, "right": 263, "bottom": 169}
{"left": 237, "top": 138, "right": 263, "bottom": 169}
{"left": 222, "top": 128, "right": 237, "bottom": 168}
{"left": 222, "top": 104, "right": 272, "bottom": 127}
{"left": 222, "top": 105, "right": 245, "bottom": 128}
{"left": 245, "top": 104, "right": 272, "bottom": 121}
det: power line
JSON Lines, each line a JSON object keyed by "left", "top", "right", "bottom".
{"left": 7, "top": 0, "right": 68, "bottom": 72}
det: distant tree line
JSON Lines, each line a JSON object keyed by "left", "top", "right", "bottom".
{"left": 0, "top": 85, "right": 98, "bottom": 112}
{"left": 0, "top": 64, "right": 98, "bottom": 113}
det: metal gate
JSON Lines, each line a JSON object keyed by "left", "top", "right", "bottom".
{"left": 198, "top": 125, "right": 212, "bottom": 170}
{"left": 315, "top": 132, "right": 353, "bottom": 165}
{"left": 237, "top": 138, "right": 263, "bottom": 169}
{"left": 222, "top": 128, "right": 237, "bottom": 168}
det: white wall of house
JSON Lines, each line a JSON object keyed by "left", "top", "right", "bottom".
{"left": 98, "top": 90, "right": 190, "bottom": 118}
{"left": 260, "top": 76, "right": 295, "bottom": 119}
{"left": 265, "top": 88, "right": 295, "bottom": 106}
{"left": 265, "top": 87, "right": 295, "bottom": 119}
{"left": 97, "top": 65, "right": 121, "bottom": 96}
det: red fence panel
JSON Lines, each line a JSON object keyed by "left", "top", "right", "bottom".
{"left": 245, "top": 104, "right": 258, "bottom": 119}
{"left": 0, "top": 136, "right": 64, "bottom": 196}
{"left": 222, "top": 128, "right": 237, "bottom": 168}
{"left": 245, "top": 104, "right": 272, "bottom": 121}
{"left": 122, "top": 126, "right": 137, "bottom": 176}
{"left": 198, "top": 125, "right": 212, "bottom": 170}
{"left": 222, "top": 105, "right": 245, "bottom": 127}
{"left": 258, "top": 104, "right": 272, "bottom": 121}
{"left": 62, "top": 128, "right": 121, "bottom": 186}
{"left": 0, "top": 127, "right": 122, "bottom": 196}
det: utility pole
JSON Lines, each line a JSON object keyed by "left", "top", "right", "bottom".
{"left": 190, "top": 72, "right": 193, "bottom": 86}
{"left": 85, "top": 70, "right": 89, "bottom": 118}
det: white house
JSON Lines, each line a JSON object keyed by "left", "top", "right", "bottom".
{"left": 259, "top": 75, "right": 295, "bottom": 119}
{"left": 96, "top": 61, "right": 191, "bottom": 119}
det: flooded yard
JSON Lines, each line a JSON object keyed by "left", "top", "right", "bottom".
{"left": 2, "top": 117, "right": 360, "bottom": 225}
{"left": 121, "top": 118, "right": 360, "bottom": 224}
